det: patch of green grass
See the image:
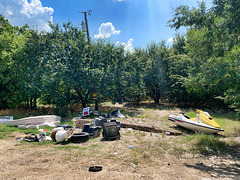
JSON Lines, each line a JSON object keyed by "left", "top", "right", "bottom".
{"left": 188, "top": 133, "right": 229, "bottom": 155}
{"left": 0, "top": 124, "right": 40, "bottom": 139}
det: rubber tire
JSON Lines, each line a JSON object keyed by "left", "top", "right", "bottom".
{"left": 89, "top": 166, "right": 102, "bottom": 172}
{"left": 68, "top": 132, "right": 89, "bottom": 143}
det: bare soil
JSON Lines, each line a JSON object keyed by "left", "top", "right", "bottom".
{"left": 0, "top": 107, "right": 240, "bottom": 180}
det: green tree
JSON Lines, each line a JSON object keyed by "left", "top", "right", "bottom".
{"left": 144, "top": 42, "right": 169, "bottom": 104}
{"left": 0, "top": 15, "right": 28, "bottom": 108}
{"left": 123, "top": 48, "right": 147, "bottom": 104}
{"left": 168, "top": 0, "right": 240, "bottom": 109}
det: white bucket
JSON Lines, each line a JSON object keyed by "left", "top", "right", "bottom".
{"left": 55, "top": 128, "right": 73, "bottom": 143}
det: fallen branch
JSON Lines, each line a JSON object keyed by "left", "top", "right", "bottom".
{"left": 121, "top": 122, "right": 182, "bottom": 136}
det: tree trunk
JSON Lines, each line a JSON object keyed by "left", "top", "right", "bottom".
{"left": 33, "top": 97, "right": 37, "bottom": 109}
{"left": 153, "top": 97, "right": 160, "bottom": 104}
{"left": 82, "top": 101, "right": 87, "bottom": 108}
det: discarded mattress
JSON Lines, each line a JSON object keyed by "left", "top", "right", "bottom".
{"left": 0, "top": 116, "right": 13, "bottom": 124}
{"left": 8, "top": 115, "right": 61, "bottom": 127}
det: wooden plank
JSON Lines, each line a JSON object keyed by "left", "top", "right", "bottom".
{"left": 120, "top": 122, "right": 182, "bottom": 136}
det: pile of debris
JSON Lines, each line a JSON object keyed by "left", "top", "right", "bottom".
{"left": 4, "top": 107, "right": 181, "bottom": 143}
{"left": 9, "top": 108, "right": 124, "bottom": 143}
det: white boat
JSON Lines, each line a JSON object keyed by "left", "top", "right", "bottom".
{"left": 8, "top": 115, "right": 61, "bottom": 127}
{"left": 168, "top": 109, "right": 224, "bottom": 134}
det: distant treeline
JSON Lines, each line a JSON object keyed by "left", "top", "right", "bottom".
{"left": 1, "top": 0, "right": 240, "bottom": 116}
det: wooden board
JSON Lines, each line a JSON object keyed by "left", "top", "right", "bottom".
{"left": 120, "top": 122, "right": 182, "bottom": 136}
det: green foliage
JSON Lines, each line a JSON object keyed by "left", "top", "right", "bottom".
{"left": 0, "top": 15, "right": 29, "bottom": 108}
{"left": 1, "top": 0, "right": 240, "bottom": 115}
{"left": 144, "top": 41, "right": 170, "bottom": 104}
{"left": 168, "top": 0, "right": 240, "bottom": 110}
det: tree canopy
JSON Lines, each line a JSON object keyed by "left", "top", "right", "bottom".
{"left": 1, "top": 0, "right": 240, "bottom": 116}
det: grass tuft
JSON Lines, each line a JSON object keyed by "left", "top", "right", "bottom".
{"left": 189, "top": 134, "right": 229, "bottom": 155}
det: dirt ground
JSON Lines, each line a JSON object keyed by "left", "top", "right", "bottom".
{"left": 0, "top": 108, "right": 240, "bottom": 180}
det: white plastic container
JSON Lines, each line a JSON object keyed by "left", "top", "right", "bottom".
{"left": 55, "top": 129, "right": 73, "bottom": 143}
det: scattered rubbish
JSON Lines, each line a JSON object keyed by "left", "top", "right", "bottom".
{"left": 211, "top": 174, "right": 218, "bottom": 177}
{"left": 127, "top": 128, "right": 133, "bottom": 131}
{"left": 17, "top": 133, "right": 48, "bottom": 142}
{"left": 102, "top": 122, "right": 121, "bottom": 141}
{"left": 21, "top": 134, "right": 36, "bottom": 142}
{"left": 68, "top": 132, "right": 90, "bottom": 143}
{"left": 0, "top": 116, "right": 13, "bottom": 124}
{"left": 92, "top": 110, "right": 101, "bottom": 116}
{"left": 16, "top": 137, "right": 24, "bottom": 141}
{"left": 12, "top": 109, "right": 126, "bottom": 144}
{"left": 35, "top": 133, "right": 46, "bottom": 142}
{"left": 103, "top": 110, "right": 125, "bottom": 119}
{"left": 88, "top": 166, "right": 102, "bottom": 172}
{"left": 82, "top": 123, "right": 101, "bottom": 138}
{"left": 165, "top": 131, "right": 170, "bottom": 135}
{"left": 8, "top": 115, "right": 61, "bottom": 127}
{"left": 128, "top": 145, "right": 134, "bottom": 149}
{"left": 39, "top": 129, "right": 48, "bottom": 134}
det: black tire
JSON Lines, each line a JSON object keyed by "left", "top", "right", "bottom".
{"left": 89, "top": 166, "right": 102, "bottom": 172}
{"left": 68, "top": 132, "right": 90, "bottom": 143}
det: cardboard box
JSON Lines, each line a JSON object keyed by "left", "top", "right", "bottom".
{"left": 75, "top": 119, "right": 95, "bottom": 128}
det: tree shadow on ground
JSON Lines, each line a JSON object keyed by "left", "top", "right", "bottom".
{"left": 184, "top": 159, "right": 240, "bottom": 179}
{"left": 183, "top": 141, "right": 240, "bottom": 178}
{"left": 100, "top": 102, "right": 182, "bottom": 118}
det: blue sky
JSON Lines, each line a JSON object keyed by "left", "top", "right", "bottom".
{"left": 0, "top": 0, "right": 213, "bottom": 50}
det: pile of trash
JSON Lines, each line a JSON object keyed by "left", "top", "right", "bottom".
{"left": 7, "top": 108, "right": 125, "bottom": 143}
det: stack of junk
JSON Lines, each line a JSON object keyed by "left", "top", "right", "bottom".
{"left": 4, "top": 109, "right": 124, "bottom": 143}
{"left": 50, "top": 116, "right": 121, "bottom": 143}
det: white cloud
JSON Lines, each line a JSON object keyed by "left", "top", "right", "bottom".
{"left": 167, "top": 37, "right": 174, "bottom": 43}
{"left": 121, "top": 38, "right": 134, "bottom": 54}
{"left": 94, "top": 22, "right": 121, "bottom": 38}
{"left": 0, "top": 0, "right": 54, "bottom": 31}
